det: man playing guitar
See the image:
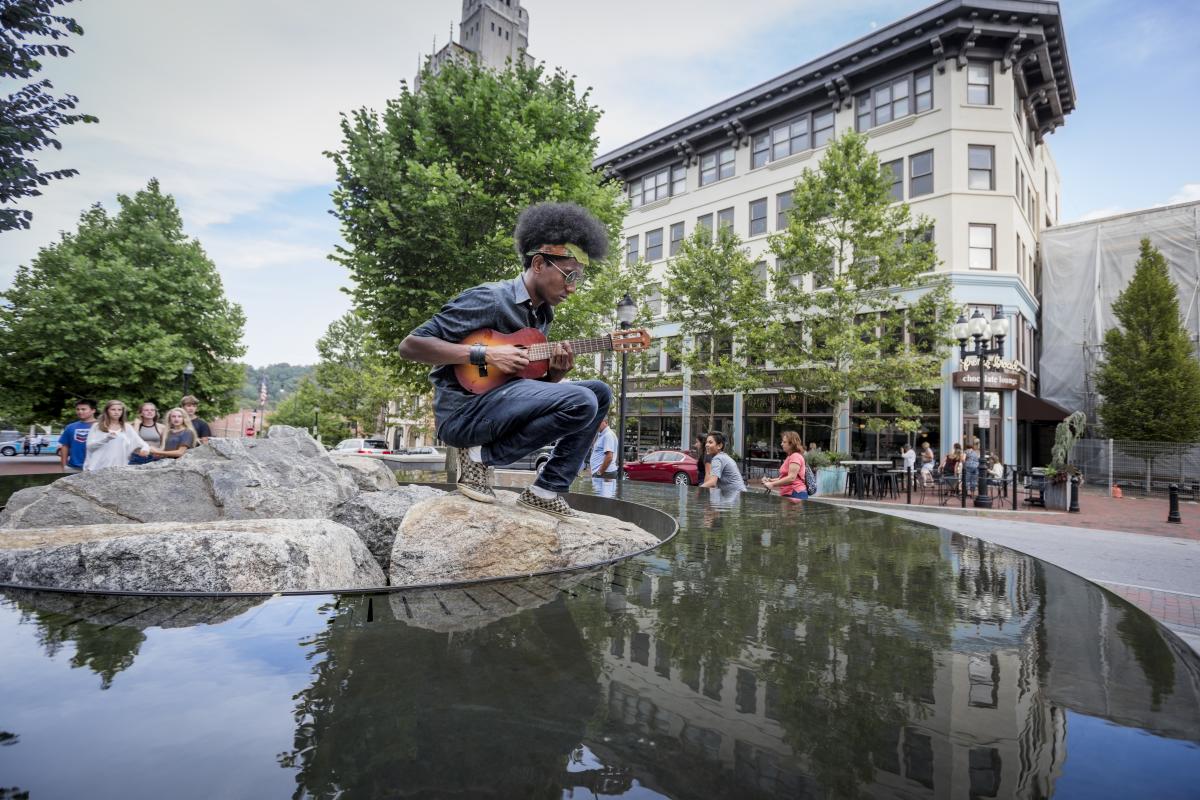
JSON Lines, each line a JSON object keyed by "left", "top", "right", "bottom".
{"left": 398, "top": 202, "right": 612, "bottom": 522}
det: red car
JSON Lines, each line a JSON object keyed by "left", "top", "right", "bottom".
{"left": 622, "top": 449, "right": 699, "bottom": 485}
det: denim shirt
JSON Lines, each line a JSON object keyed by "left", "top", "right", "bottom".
{"left": 409, "top": 274, "right": 554, "bottom": 424}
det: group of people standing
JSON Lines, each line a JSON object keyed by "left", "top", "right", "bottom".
{"left": 57, "top": 395, "right": 213, "bottom": 472}
{"left": 909, "top": 437, "right": 1002, "bottom": 495}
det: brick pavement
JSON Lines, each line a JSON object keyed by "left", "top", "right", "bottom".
{"left": 1100, "top": 583, "right": 1200, "bottom": 634}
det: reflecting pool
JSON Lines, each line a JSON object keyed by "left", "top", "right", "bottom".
{"left": 2, "top": 482, "right": 1199, "bottom": 799}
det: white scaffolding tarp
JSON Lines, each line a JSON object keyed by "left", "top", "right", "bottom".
{"left": 1039, "top": 200, "right": 1200, "bottom": 419}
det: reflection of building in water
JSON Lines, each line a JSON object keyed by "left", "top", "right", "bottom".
{"left": 586, "top": 536, "right": 1070, "bottom": 798}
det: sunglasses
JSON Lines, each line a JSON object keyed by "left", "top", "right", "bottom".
{"left": 543, "top": 255, "right": 585, "bottom": 286}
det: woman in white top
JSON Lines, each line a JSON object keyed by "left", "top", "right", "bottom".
{"left": 84, "top": 400, "right": 150, "bottom": 471}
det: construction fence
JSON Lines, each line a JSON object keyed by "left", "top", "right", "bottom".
{"left": 1072, "top": 438, "right": 1200, "bottom": 498}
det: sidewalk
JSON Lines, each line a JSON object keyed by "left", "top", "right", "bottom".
{"left": 817, "top": 494, "right": 1200, "bottom": 653}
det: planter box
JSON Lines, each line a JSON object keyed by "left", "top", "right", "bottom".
{"left": 1043, "top": 481, "right": 1071, "bottom": 511}
{"left": 816, "top": 466, "right": 848, "bottom": 496}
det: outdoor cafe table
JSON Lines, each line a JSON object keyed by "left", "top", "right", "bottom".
{"left": 839, "top": 460, "right": 893, "bottom": 500}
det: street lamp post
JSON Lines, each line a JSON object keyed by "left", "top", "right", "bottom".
{"left": 313, "top": 406, "right": 320, "bottom": 441}
{"left": 182, "top": 361, "right": 194, "bottom": 397}
{"left": 615, "top": 293, "right": 638, "bottom": 481}
{"left": 953, "top": 309, "right": 1009, "bottom": 508}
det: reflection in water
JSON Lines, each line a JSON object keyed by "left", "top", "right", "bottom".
{"left": 1, "top": 484, "right": 1198, "bottom": 798}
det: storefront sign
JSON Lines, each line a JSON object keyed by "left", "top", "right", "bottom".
{"left": 952, "top": 370, "right": 1022, "bottom": 390}
{"left": 960, "top": 355, "right": 1024, "bottom": 373}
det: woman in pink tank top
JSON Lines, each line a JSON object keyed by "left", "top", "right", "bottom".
{"left": 759, "top": 429, "right": 808, "bottom": 499}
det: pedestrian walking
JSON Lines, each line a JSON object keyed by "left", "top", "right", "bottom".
{"left": 963, "top": 441, "right": 980, "bottom": 496}
{"left": 57, "top": 399, "right": 98, "bottom": 473}
{"left": 589, "top": 419, "right": 618, "bottom": 479}
{"left": 84, "top": 400, "right": 149, "bottom": 471}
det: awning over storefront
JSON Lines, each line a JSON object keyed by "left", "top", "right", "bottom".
{"left": 1017, "top": 390, "right": 1071, "bottom": 423}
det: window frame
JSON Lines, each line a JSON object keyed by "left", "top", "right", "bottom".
{"left": 968, "top": 144, "right": 995, "bottom": 191}
{"left": 669, "top": 221, "right": 685, "bottom": 256}
{"left": 855, "top": 69, "right": 933, "bottom": 132}
{"left": 716, "top": 207, "right": 734, "bottom": 233}
{"left": 629, "top": 163, "right": 687, "bottom": 208}
{"left": 645, "top": 227, "right": 663, "bottom": 261}
{"left": 966, "top": 60, "right": 993, "bottom": 105}
{"left": 749, "top": 198, "right": 768, "bottom": 236}
{"left": 626, "top": 234, "right": 639, "bottom": 266}
{"left": 909, "top": 150, "right": 934, "bottom": 197}
{"left": 968, "top": 223, "right": 996, "bottom": 271}
{"left": 776, "top": 190, "right": 793, "bottom": 230}
{"left": 749, "top": 107, "right": 837, "bottom": 168}
{"left": 883, "top": 158, "right": 903, "bottom": 201}
{"left": 700, "top": 146, "right": 736, "bottom": 186}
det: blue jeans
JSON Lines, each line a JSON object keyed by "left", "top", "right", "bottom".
{"left": 965, "top": 467, "right": 978, "bottom": 492}
{"left": 787, "top": 490, "right": 808, "bottom": 499}
{"left": 437, "top": 379, "right": 611, "bottom": 494}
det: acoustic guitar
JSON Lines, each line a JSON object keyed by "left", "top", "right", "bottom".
{"left": 455, "top": 326, "right": 652, "bottom": 395}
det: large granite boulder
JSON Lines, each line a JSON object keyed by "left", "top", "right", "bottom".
{"left": 0, "top": 425, "right": 357, "bottom": 530}
{"left": 329, "top": 454, "right": 398, "bottom": 492}
{"left": 331, "top": 484, "right": 446, "bottom": 572}
{"left": 0, "top": 518, "right": 385, "bottom": 592}
{"left": 388, "top": 491, "right": 660, "bottom": 586}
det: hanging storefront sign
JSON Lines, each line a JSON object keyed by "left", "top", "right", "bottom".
{"left": 977, "top": 409, "right": 991, "bottom": 429}
{"left": 952, "top": 370, "right": 1022, "bottom": 390}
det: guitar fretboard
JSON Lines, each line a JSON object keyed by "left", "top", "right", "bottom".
{"left": 524, "top": 335, "right": 616, "bottom": 361}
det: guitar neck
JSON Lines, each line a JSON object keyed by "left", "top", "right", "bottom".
{"left": 524, "top": 335, "right": 615, "bottom": 361}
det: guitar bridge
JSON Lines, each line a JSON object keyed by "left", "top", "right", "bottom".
{"left": 476, "top": 363, "right": 488, "bottom": 377}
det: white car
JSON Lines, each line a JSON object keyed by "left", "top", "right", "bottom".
{"left": 331, "top": 438, "right": 394, "bottom": 458}
{"left": 383, "top": 446, "right": 447, "bottom": 463}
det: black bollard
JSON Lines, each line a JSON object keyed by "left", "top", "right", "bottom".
{"left": 1068, "top": 475, "right": 1080, "bottom": 513}
{"left": 1012, "top": 468, "right": 1018, "bottom": 511}
{"left": 1168, "top": 484, "right": 1182, "bottom": 524}
{"left": 906, "top": 467, "right": 912, "bottom": 505}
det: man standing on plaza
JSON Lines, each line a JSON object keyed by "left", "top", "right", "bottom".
{"left": 590, "top": 419, "right": 619, "bottom": 480}
{"left": 181, "top": 395, "right": 212, "bottom": 445}
{"left": 57, "top": 398, "right": 97, "bottom": 473}
{"left": 398, "top": 202, "right": 612, "bottom": 522}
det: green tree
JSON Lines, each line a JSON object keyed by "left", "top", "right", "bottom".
{"left": 768, "top": 132, "right": 954, "bottom": 447}
{"left": 1095, "top": 238, "right": 1200, "bottom": 443}
{"left": 662, "top": 227, "right": 772, "bottom": 433}
{"left": 314, "top": 312, "right": 404, "bottom": 438}
{"left": 0, "top": 179, "right": 247, "bottom": 421}
{"left": 266, "top": 375, "right": 346, "bottom": 443}
{"left": 327, "top": 59, "right": 629, "bottom": 391}
{"left": 239, "top": 362, "right": 314, "bottom": 410}
{"left": 1, "top": 0, "right": 98, "bottom": 231}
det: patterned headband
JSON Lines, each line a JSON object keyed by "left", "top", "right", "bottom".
{"left": 525, "top": 243, "right": 589, "bottom": 266}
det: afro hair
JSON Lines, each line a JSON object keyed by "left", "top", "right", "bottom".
{"left": 514, "top": 202, "right": 609, "bottom": 268}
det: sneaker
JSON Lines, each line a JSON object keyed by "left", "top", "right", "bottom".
{"left": 517, "top": 489, "right": 584, "bottom": 523}
{"left": 456, "top": 448, "right": 496, "bottom": 503}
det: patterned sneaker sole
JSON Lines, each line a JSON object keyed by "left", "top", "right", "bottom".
{"left": 517, "top": 495, "right": 584, "bottom": 523}
{"left": 458, "top": 482, "right": 497, "bottom": 503}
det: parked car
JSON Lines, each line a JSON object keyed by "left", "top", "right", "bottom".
{"left": 331, "top": 438, "right": 393, "bottom": 457}
{"left": 622, "top": 449, "right": 699, "bottom": 485}
{"left": 495, "top": 445, "right": 554, "bottom": 472}
{"left": 0, "top": 442, "right": 18, "bottom": 457}
{"left": 382, "top": 446, "right": 446, "bottom": 464}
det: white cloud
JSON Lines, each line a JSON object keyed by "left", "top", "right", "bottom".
{"left": 1073, "top": 182, "right": 1200, "bottom": 223}
{"left": 1167, "top": 183, "right": 1200, "bottom": 205}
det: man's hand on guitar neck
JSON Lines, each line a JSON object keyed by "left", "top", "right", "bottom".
{"left": 546, "top": 341, "right": 575, "bottom": 382}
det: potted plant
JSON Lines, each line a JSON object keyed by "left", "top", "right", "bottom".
{"left": 810, "top": 450, "right": 851, "bottom": 495}
{"left": 1043, "top": 411, "right": 1086, "bottom": 510}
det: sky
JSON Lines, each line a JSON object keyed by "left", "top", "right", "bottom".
{"left": 2, "top": 0, "right": 1197, "bottom": 366}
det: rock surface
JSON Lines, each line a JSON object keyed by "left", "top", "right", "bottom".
{"left": 0, "top": 425, "right": 357, "bottom": 530}
{"left": 329, "top": 454, "right": 398, "bottom": 492}
{"left": 388, "top": 491, "right": 660, "bottom": 586}
{"left": 331, "top": 484, "right": 447, "bottom": 572}
{"left": 0, "top": 518, "right": 385, "bottom": 593}
{"left": 388, "top": 572, "right": 593, "bottom": 633}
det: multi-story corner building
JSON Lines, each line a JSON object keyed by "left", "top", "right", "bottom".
{"left": 415, "top": 0, "right": 532, "bottom": 89}
{"left": 594, "top": 0, "right": 1076, "bottom": 469}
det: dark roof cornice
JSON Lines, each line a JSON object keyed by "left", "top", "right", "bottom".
{"left": 595, "top": 0, "right": 1075, "bottom": 177}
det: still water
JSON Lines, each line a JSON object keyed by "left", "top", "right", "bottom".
{"left": 2, "top": 482, "right": 1199, "bottom": 799}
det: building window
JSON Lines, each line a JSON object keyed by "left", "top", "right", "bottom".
{"left": 626, "top": 234, "right": 639, "bottom": 265}
{"left": 669, "top": 221, "right": 684, "bottom": 256}
{"left": 856, "top": 70, "right": 932, "bottom": 132}
{"left": 968, "top": 145, "right": 994, "bottom": 190}
{"left": 700, "top": 146, "right": 735, "bottom": 185}
{"left": 773, "top": 115, "right": 810, "bottom": 160}
{"left": 645, "top": 228, "right": 663, "bottom": 261}
{"left": 813, "top": 110, "right": 835, "bottom": 147}
{"left": 776, "top": 190, "right": 793, "bottom": 230}
{"left": 717, "top": 207, "right": 734, "bottom": 232}
{"left": 909, "top": 150, "right": 933, "bottom": 197}
{"left": 914, "top": 70, "right": 932, "bottom": 112}
{"left": 645, "top": 283, "right": 662, "bottom": 317}
{"left": 968, "top": 224, "right": 995, "bottom": 270}
{"left": 967, "top": 61, "right": 992, "bottom": 105}
{"left": 696, "top": 213, "right": 713, "bottom": 239}
{"left": 749, "top": 198, "right": 767, "bottom": 236}
{"left": 628, "top": 163, "right": 686, "bottom": 208}
{"left": 751, "top": 133, "right": 769, "bottom": 168}
{"left": 883, "top": 159, "right": 903, "bottom": 201}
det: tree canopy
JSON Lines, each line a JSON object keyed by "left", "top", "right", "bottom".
{"left": 327, "top": 58, "right": 634, "bottom": 391}
{"left": 1, "top": 0, "right": 97, "bottom": 231}
{"left": 1095, "top": 238, "right": 1200, "bottom": 442}
{"left": 313, "top": 311, "right": 406, "bottom": 438}
{"left": 768, "top": 132, "right": 954, "bottom": 443}
{"left": 0, "top": 179, "right": 246, "bottom": 422}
